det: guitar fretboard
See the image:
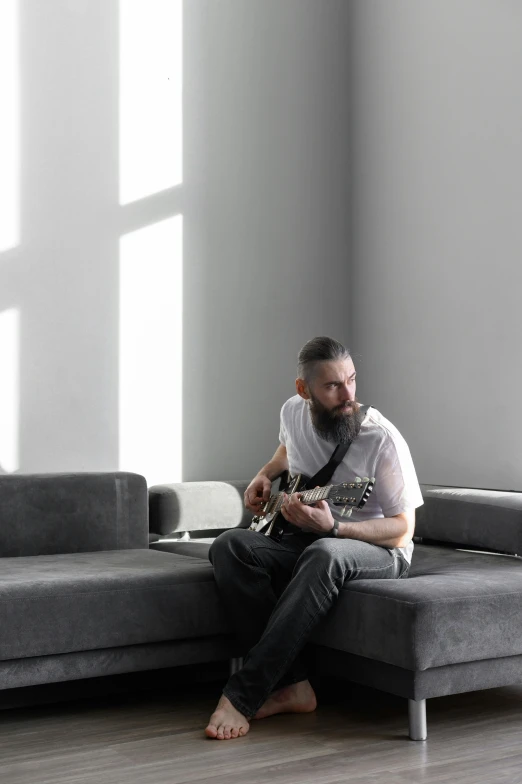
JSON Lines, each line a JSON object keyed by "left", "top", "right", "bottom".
{"left": 299, "top": 486, "right": 331, "bottom": 504}
{"left": 264, "top": 485, "right": 330, "bottom": 514}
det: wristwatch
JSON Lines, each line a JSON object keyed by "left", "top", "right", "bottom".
{"left": 329, "top": 520, "right": 340, "bottom": 538}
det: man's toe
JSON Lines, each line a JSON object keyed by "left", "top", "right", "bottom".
{"left": 205, "top": 722, "right": 218, "bottom": 739}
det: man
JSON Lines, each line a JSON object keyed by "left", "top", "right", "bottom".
{"left": 205, "top": 336, "right": 423, "bottom": 740}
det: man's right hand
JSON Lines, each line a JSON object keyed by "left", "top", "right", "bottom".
{"left": 244, "top": 475, "right": 272, "bottom": 514}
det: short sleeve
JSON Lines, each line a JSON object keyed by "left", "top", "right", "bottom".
{"left": 279, "top": 405, "right": 288, "bottom": 446}
{"left": 375, "top": 433, "right": 424, "bottom": 517}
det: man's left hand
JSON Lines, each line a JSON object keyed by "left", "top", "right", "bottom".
{"left": 280, "top": 490, "right": 335, "bottom": 535}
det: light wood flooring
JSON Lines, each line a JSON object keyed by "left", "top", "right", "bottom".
{"left": 1, "top": 674, "right": 521, "bottom": 784}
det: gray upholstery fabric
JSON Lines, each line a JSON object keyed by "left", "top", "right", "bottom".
{"left": 411, "top": 653, "right": 522, "bottom": 700}
{"left": 3, "top": 469, "right": 522, "bottom": 710}
{"left": 0, "top": 637, "right": 235, "bottom": 692}
{"left": 149, "top": 479, "right": 254, "bottom": 535}
{"left": 314, "top": 648, "right": 522, "bottom": 701}
{"left": 417, "top": 484, "right": 522, "bottom": 555}
{"left": 154, "top": 537, "right": 522, "bottom": 673}
{"left": 312, "top": 544, "right": 522, "bottom": 670}
{"left": 0, "top": 473, "right": 148, "bottom": 556}
{"left": 149, "top": 540, "right": 213, "bottom": 558}
{"left": 0, "top": 549, "right": 231, "bottom": 661}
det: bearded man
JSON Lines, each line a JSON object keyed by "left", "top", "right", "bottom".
{"left": 205, "top": 336, "right": 423, "bottom": 740}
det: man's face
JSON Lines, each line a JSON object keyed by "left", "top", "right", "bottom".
{"left": 297, "top": 359, "right": 363, "bottom": 444}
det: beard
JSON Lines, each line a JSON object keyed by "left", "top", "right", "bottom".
{"left": 309, "top": 395, "right": 364, "bottom": 445}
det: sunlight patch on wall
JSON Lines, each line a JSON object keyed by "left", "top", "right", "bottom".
{"left": 0, "top": 309, "right": 20, "bottom": 472}
{"left": 0, "top": 0, "right": 19, "bottom": 253}
{"left": 119, "top": 0, "right": 182, "bottom": 205}
{"left": 119, "top": 216, "right": 182, "bottom": 485}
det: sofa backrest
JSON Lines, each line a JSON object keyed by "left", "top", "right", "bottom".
{"left": 0, "top": 472, "right": 148, "bottom": 557}
{"left": 416, "top": 484, "right": 522, "bottom": 556}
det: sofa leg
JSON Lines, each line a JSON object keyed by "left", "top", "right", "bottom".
{"left": 408, "top": 698, "right": 427, "bottom": 740}
{"left": 229, "top": 657, "right": 244, "bottom": 675}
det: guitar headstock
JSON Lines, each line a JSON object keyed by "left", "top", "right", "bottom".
{"left": 328, "top": 477, "right": 375, "bottom": 510}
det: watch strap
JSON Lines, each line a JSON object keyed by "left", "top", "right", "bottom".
{"left": 329, "top": 519, "right": 340, "bottom": 538}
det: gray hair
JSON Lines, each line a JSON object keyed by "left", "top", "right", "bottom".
{"left": 297, "top": 336, "right": 351, "bottom": 383}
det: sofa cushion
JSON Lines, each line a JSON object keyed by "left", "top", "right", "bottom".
{"left": 312, "top": 543, "right": 522, "bottom": 670}
{"left": 0, "top": 473, "right": 148, "bottom": 557}
{"left": 149, "top": 540, "right": 213, "bottom": 559}
{"left": 416, "top": 484, "right": 522, "bottom": 555}
{"left": 0, "top": 549, "right": 230, "bottom": 661}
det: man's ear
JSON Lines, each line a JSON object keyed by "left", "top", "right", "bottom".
{"left": 296, "top": 378, "right": 311, "bottom": 400}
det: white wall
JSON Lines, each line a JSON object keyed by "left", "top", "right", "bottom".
{"left": 349, "top": 0, "right": 522, "bottom": 491}
{"left": 0, "top": 0, "right": 353, "bottom": 483}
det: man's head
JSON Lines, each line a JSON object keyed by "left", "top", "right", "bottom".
{"left": 296, "top": 336, "right": 363, "bottom": 444}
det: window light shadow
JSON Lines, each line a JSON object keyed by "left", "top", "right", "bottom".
{"left": 0, "top": 308, "right": 20, "bottom": 473}
{"left": 119, "top": 0, "right": 182, "bottom": 205}
{"left": 0, "top": 0, "right": 20, "bottom": 254}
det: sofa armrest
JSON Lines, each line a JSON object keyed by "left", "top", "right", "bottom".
{"left": 148, "top": 479, "right": 255, "bottom": 536}
{"left": 0, "top": 472, "right": 148, "bottom": 556}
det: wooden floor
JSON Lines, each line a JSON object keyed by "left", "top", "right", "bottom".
{"left": 1, "top": 676, "right": 521, "bottom": 784}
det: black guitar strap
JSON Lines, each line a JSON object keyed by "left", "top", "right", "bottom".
{"left": 307, "top": 405, "right": 371, "bottom": 489}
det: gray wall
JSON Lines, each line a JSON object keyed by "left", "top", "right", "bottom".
{"left": 349, "top": 0, "right": 522, "bottom": 491}
{"left": 0, "top": 0, "right": 353, "bottom": 483}
{"left": 183, "top": 0, "right": 352, "bottom": 480}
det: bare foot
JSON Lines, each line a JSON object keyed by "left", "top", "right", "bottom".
{"left": 254, "top": 679, "right": 317, "bottom": 720}
{"left": 205, "top": 694, "right": 250, "bottom": 740}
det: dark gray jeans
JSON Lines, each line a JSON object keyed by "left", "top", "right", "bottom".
{"left": 208, "top": 528, "right": 409, "bottom": 719}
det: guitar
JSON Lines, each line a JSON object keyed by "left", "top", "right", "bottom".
{"left": 249, "top": 473, "right": 375, "bottom": 543}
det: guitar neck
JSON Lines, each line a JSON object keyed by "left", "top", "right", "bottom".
{"left": 299, "top": 486, "right": 331, "bottom": 504}
{"left": 265, "top": 485, "right": 330, "bottom": 513}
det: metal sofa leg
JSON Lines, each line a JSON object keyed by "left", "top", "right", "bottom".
{"left": 229, "top": 657, "right": 244, "bottom": 675}
{"left": 408, "top": 698, "right": 427, "bottom": 740}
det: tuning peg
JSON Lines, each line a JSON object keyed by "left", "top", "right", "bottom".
{"left": 341, "top": 506, "right": 353, "bottom": 518}
{"left": 355, "top": 476, "right": 361, "bottom": 483}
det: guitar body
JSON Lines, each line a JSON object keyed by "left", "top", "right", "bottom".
{"left": 249, "top": 472, "right": 310, "bottom": 542}
{"left": 265, "top": 472, "right": 312, "bottom": 543}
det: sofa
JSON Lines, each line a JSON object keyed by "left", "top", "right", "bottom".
{"left": 1, "top": 472, "right": 521, "bottom": 742}
{"left": 149, "top": 478, "right": 522, "bottom": 741}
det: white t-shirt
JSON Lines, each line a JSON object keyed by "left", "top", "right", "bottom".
{"left": 278, "top": 395, "right": 424, "bottom": 564}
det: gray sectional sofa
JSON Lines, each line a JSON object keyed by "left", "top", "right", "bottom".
{"left": 1, "top": 472, "right": 521, "bottom": 741}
